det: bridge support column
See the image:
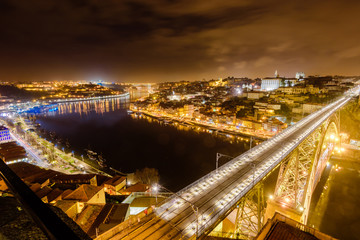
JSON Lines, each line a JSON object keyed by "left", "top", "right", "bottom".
{"left": 265, "top": 119, "right": 339, "bottom": 225}
{"left": 264, "top": 128, "right": 321, "bottom": 224}
{"left": 234, "top": 183, "right": 265, "bottom": 239}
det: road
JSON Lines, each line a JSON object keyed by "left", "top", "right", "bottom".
{"left": 10, "top": 131, "right": 50, "bottom": 169}
{"left": 105, "top": 87, "right": 359, "bottom": 239}
{"left": 6, "top": 117, "right": 109, "bottom": 176}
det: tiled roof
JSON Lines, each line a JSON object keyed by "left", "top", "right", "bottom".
{"left": 119, "top": 183, "right": 150, "bottom": 194}
{"left": 53, "top": 200, "right": 78, "bottom": 213}
{"left": 64, "top": 184, "right": 103, "bottom": 202}
{"left": 103, "top": 175, "right": 126, "bottom": 186}
{"left": 75, "top": 204, "right": 105, "bottom": 233}
{"left": 35, "top": 186, "right": 53, "bottom": 199}
{"left": 264, "top": 221, "right": 319, "bottom": 240}
{"left": 61, "top": 189, "right": 73, "bottom": 199}
{"left": 45, "top": 188, "right": 63, "bottom": 202}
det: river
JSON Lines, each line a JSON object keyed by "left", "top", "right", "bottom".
{"left": 36, "top": 96, "right": 250, "bottom": 191}
{"left": 35, "top": 95, "right": 359, "bottom": 239}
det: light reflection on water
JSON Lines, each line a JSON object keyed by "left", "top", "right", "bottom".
{"left": 45, "top": 95, "right": 254, "bottom": 145}
{"left": 37, "top": 95, "right": 249, "bottom": 191}
{"left": 131, "top": 113, "right": 255, "bottom": 145}
{"left": 47, "top": 97, "right": 130, "bottom": 116}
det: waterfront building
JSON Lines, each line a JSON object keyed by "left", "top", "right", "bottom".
{"left": 183, "top": 104, "right": 195, "bottom": 117}
{"left": 0, "top": 126, "right": 11, "bottom": 143}
{"left": 0, "top": 142, "right": 28, "bottom": 164}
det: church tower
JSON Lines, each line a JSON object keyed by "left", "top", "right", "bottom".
{"left": 275, "top": 70, "right": 279, "bottom": 78}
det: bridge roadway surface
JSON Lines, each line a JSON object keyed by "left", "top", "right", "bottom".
{"left": 107, "top": 89, "right": 359, "bottom": 240}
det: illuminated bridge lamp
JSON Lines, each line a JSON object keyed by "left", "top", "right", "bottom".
{"left": 330, "top": 134, "right": 335, "bottom": 140}
{"left": 152, "top": 185, "right": 159, "bottom": 192}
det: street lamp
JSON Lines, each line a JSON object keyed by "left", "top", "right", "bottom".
{"left": 152, "top": 184, "right": 159, "bottom": 203}
{"left": 216, "top": 153, "right": 233, "bottom": 172}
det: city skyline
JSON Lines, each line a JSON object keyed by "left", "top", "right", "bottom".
{"left": 1, "top": 0, "right": 360, "bottom": 82}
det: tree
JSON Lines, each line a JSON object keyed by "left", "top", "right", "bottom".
{"left": 134, "top": 168, "right": 160, "bottom": 185}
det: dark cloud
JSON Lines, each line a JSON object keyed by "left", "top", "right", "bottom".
{"left": 0, "top": 0, "right": 359, "bottom": 82}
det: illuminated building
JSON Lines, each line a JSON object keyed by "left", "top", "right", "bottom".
{"left": 0, "top": 126, "right": 11, "bottom": 143}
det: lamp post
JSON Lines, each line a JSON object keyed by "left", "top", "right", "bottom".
{"left": 152, "top": 184, "right": 159, "bottom": 204}
{"left": 216, "top": 153, "right": 233, "bottom": 172}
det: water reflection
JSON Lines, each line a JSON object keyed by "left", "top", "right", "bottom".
{"left": 43, "top": 94, "right": 256, "bottom": 146}
{"left": 37, "top": 96, "right": 248, "bottom": 191}
{"left": 47, "top": 97, "right": 130, "bottom": 116}
{"left": 130, "top": 112, "right": 259, "bottom": 145}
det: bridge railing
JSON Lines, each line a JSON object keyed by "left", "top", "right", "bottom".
{"left": 195, "top": 96, "right": 352, "bottom": 236}
{"left": 172, "top": 96, "right": 346, "bottom": 202}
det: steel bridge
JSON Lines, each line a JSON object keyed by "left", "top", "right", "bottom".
{"left": 96, "top": 87, "right": 360, "bottom": 240}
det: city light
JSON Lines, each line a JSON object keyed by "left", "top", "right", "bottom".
{"left": 0, "top": 40, "right": 359, "bottom": 239}
{"left": 152, "top": 184, "right": 159, "bottom": 192}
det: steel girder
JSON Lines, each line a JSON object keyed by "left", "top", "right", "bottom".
{"left": 272, "top": 117, "right": 338, "bottom": 223}
{"left": 234, "top": 183, "right": 265, "bottom": 239}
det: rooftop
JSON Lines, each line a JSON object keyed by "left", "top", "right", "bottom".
{"left": 103, "top": 175, "right": 126, "bottom": 186}
{"left": 119, "top": 183, "right": 150, "bottom": 194}
{"left": 0, "top": 196, "right": 91, "bottom": 240}
{"left": 64, "top": 184, "right": 103, "bottom": 202}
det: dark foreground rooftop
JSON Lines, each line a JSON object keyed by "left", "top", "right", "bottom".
{"left": 0, "top": 196, "right": 91, "bottom": 240}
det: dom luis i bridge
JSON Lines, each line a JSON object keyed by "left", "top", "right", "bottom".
{"left": 97, "top": 87, "right": 360, "bottom": 240}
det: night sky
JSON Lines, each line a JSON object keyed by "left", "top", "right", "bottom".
{"left": 1, "top": 0, "right": 359, "bottom": 82}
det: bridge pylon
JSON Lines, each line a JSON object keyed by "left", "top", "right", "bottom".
{"left": 265, "top": 117, "right": 339, "bottom": 224}
{"left": 234, "top": 183, "right": 265, "bottom": 239}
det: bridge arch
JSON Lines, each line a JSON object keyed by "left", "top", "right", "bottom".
{"left": 266, "top": 116, "right": 339, "bottom": 224}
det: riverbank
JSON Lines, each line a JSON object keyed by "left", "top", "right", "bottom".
{"left": 46, "top": 92, "right": 130, "bottom": 104}
{"left": 130, "top": 106, "right": 268, "bottom": 141}
{"left": 5, "top": 115, "right": 113, "bottom": 177}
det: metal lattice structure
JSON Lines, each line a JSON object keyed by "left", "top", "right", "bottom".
{"left": 269, "top": 117, "right": 339, "bottom": 223}
{"left": 234, "top": 183, "right": 264, "bottom": 239}
{"left": 212, "top": 116, "right": 340, "bottom": 238}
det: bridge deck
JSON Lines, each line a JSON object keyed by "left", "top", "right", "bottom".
{"left": 105, "top": 88, "right": 359, "bottom": 240}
